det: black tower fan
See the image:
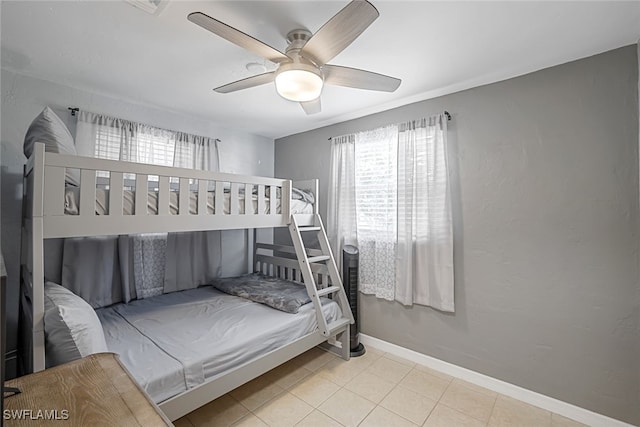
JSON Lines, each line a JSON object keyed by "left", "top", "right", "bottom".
{"left": 342, "top": 245, "right": 365, "bottom": 357}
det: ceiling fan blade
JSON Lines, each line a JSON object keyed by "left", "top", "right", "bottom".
{"left": 300, "top": 0, "right": 379, "bottom": 66}
{"left": 300, "top": 98, "right": 321, "bottom": 115}
{"left": 214, "top": 72, "right": 275, "bottom": 94}
{"left": 323, "top": 65, "right": 401, "bottom": 92}
{"left": 188, "top": 12, "right": 290, "bottom": 64}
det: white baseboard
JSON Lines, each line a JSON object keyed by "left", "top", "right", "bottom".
{"left": 360, "top": 334, "right": 634, "bottom": 427}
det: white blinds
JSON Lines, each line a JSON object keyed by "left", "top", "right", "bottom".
{"left": 354, "top": 126, "right": 398, "bottom": 239}
{"left": 94, "top": 127, "right": 175, "bottom": 180}
{"left": 94, "top": 124, "right": 187, "bottom": 167}
{"left": 94, "top": 128, "right": 124, "bottom": 161}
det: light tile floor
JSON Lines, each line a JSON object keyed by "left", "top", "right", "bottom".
{"left": 173, "top": 347, "right": 589, "bottom": 427}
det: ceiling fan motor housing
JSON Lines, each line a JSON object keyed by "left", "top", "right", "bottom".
{"left": 285, "top": 29, "right": 313, "bottom": 50}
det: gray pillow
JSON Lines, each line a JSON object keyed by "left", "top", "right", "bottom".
{"left": 213, "top": 273, "right": 311, "bottom": 313}
{"left": 44, "top": 282, "right": 108, "bottom": 368}
{"left": 23, "top": 107, "right": 80, "bottom": 186}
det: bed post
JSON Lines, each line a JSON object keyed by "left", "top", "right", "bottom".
{"left": 282, "top": 180, "right": 292, "bottom": 224}
{"left": 312, "top": 179, "right": 319, "bottom": 215}
{"left": 247, "top": 228, "right": 257, "bottom": 273}
{"left": 31, "top": 143, "right": 46, "bottom": 372}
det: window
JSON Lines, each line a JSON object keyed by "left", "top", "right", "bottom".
{"left": 76, "top": 110, "right": 220, "bottom": 187}
{"left": 354, "top": 127, "right": 398, "bottom": 240}
{"left": 94, "top": 127, "right": 175, "bottom": 182}
{"left": 94, "top": 128, "right": 123, "bottom": 162}
{"left": 328, "top": 114, "right": 454, "bottom": 311}
{"left": 352, "top": 125, "right": 398, "bottom": 300}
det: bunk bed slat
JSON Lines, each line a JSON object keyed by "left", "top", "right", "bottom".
{"left": 215, "top": 181, "right": 224, "bottom": 215}
{"left": 244, "top": 184, "right": 253, "bottom": 215}
{"left": 109, "top": 172, "right": 124, "bottom": 216}
{"left": 197, "top": 180, "right": 207, "bottom": 215}
{"left": 43, "top": 166, "right": 65, "bottom": 216}
{"left": 135, "top": 174, "right": 148, "bottom": 216}
{"left": 258, "top": 185, "right": 266, "bottom": 215}
{"left": 230, "top": 183, "right": 239, "bottom": 215}
{"left": 269, "top": 185, "right": 276, "bottom": 215}
{"left": 79, "top": 169, "right": 97, "bottom": 216}
{"left": 179, "top": 178, "right": 189, "bottom": 216}
{"left": 158, "top": 176, "right": 170, "bottom": 216}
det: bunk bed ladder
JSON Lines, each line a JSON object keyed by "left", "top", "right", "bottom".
{"left": 289, "top": 214, "right": 354, "bottom": 337}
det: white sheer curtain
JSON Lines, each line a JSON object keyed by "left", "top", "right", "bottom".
{"left": 75, "top": 111, "right": 220, "bottom": 171}
{"left": 355, "top": 125, "right": 398, "bottom": 300}
{"left": 327, "top": 113, "right": 454, "bottom": 311}
{"left": 396, "top": 115, "right": 454, "bottom": 311}
{"left": 173, "top": 132, "right": 220, "bottom": 172}
{"left": 327, "top": 134, "right": 358, "bottom": 271}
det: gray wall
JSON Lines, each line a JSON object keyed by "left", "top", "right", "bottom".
{"left": 0, "top": 69, "right": 274, "bottom": 376}
{"left": 275, "top": 45, "right": 639, "bottom": 424}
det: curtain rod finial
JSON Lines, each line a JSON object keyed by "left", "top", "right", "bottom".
{"left": 68, "top": 107, "right": 79, "bottom": 117}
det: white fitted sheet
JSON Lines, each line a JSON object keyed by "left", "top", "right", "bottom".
{"left": 96, "top": 286, "right": 341, "bottom": 403}
{"left": 63, "top": 187, "right": 314, "bottom": 216}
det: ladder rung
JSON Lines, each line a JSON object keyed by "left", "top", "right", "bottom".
{"left": 317, "top": 286, "right": 340, "bottom": 297}
{"left": 299, "top": 226, "right": 321, "bottom": 232}
{"left": 307, "top": 255, "right": 330, "bottom": 263}
{"left": 326, "top": 318, "right": 351, "bottom": 335}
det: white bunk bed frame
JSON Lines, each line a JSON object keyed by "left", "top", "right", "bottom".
{"left": 20, "top": 143, "right": 352, "bottom": 420}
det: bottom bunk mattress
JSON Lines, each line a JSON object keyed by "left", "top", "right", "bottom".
{"left": 95, "top": 285, "right": 341, "bottom": 403}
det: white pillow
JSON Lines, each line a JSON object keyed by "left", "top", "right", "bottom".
{"left": 23, "top": 107, "right": 80, "bottom": 186}
{"left": 44, "top": 282, "right": 108, "bottom": 368}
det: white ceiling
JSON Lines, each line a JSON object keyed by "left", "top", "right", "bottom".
{"left": 1, "top": 1, "right": 639, "bottom": 139}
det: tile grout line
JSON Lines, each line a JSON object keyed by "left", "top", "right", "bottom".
{"left": 242, "top": 352, "right": 340, "bottom": 424}
{"left": 354, "top": 360, "right": 428, "bottom": 426}
{"left": 423, "top": 375, "right": 478, "bottom": 426}
{"left": 418, "top": 375, "right": 453, "bottom": 427}
{"left": 485, "top": 392, "right": 499, "bottom": 426}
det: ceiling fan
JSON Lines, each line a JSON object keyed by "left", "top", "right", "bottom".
{"left": 187, "top": 0, "right": 401, "bottom": 115}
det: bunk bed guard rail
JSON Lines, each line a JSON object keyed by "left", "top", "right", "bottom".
{"left": 25, "top": 142, "right": 293, "bottom": 238}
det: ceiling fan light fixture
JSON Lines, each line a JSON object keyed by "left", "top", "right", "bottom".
{"left": 275, "top": 63, "right": 323, "bottom": 103}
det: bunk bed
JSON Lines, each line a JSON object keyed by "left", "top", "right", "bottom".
{"left": 21, "top": 142, "right": 353, "bottom": 421}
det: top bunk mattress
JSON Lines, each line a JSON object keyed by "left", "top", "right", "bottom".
{"left": 63, "top": 187, "right": 314, "bottom": 216}
{"left": 96, "top": 285, "right": 340, "bottom": 404}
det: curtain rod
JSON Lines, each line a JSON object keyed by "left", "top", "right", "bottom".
{"left": 328, "top": 111, "right": 452, "bottom": 140}
{"left": 67, "top": 107, "right": 220, "bottom": 142}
